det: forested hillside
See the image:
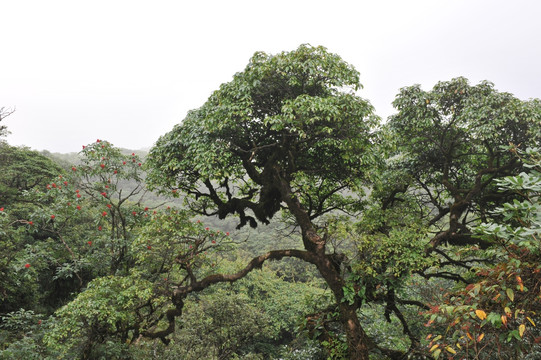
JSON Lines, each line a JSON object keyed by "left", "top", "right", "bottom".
{"left": 1, "top": 46, "right": 540, "bottom": 359}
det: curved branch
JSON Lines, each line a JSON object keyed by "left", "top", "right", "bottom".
{"left": 418, "top": 270, "right": 470, "bottom": 284}
{"left": 142, "top": 299, "right": 184, "bottom": 345}
{"left": 396, "top": 298, "right": 430, "bottom": 311}
{"left": 175, "top": 249, "right": 316, "bottom": 294}
{"left": 143, "top": 249, "right": 317, "bottom": 343}
{"left": 427, "top": 230, "right": 491, "bottom": 252}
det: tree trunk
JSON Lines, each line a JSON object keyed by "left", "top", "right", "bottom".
{"left": 274, "top": 169, "right": 372, "bottom": 359}
{"left": 315, "top": 254, "right": 372, "bottom": 360}
{"left": 339, "top": 302, "right": 372, "bottom": 359}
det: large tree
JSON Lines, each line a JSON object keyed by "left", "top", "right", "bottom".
{"left": 147, "top": 45, "right": 379, "bottom": 359}
{"left": 385, "top": 77, "right": 540, "bottom": 258}
{"left": 371, "top": 78, "right": 541, "bottom": 357}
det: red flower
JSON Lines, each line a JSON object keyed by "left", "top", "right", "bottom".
{"left": 98, "top": 226, "right": 102, "bottom": 231}
{"left": 132, "top": 211, "right": 137, "bottom": 216}
{"left": 102, "top": 211, "right": 107, "bottom": 216}
{"left": 101, "top": 192, "right": 107, "bottom": 197}
{"left": 77, "top": 194, "right": 81, "bottom": 198}
{"left": 107, "top": 204, "right": 112, "bottom": 209}
{"left": 51, "top": 215, "right": 55, "bottom": 219}
{"left": 87, "top": 241, "right": 92, "bottom": 246}
{"left": 196, "top": 220, "right": 201, "bottom": 223}
{"left": 105, "top": 185, "right": 109, "bottom": 189}
{"left": 25, "top": 263, "right": 31, "bottom": 268}
{"left": 189, "top": 245, "right": 193, "bottom": 249}
{"left": 76, "top": 189, "right": 80, "bottom": 193}
{"left": 97, "top": 139, "right": 101, "bottom": 142}
{"left": 138, "top": 163, "right": 142, "bottom": 167}
{"left": 63, "top": 181, "right": 68, "bottom": 186}
{"left": 76, "top": 205, "right": 81, "bottom": 210}
{"left": 38, "top": 320, "right": 42, "bottom": 325}
{"left": 212, "top": 240, "right": 216, "bottom": 244}
{"left": 132, "top": 159, "right": 136, "bottom": 163}
{"left": 144, "top": 207, "right": 149, "bottom": 211}
{"left": 82, "top": 145, "right": 86, "bottom": 149}
{"left": 122, "top": 161, "right": 126, "bottom": 165}
{"left": 0, "top": 207, "right": 3, "bottom": 211}
{"left": 205, "top": 227, "right": 209, "bottom": 231}
{"left": 226, "top": 232, "right": 229, "bottom": 236}
{"left": 114, "top": 170, "right": 118, "bottom": 174}
{"left": 132, "top": 153, "right": 135, "bottom": 156}
{"left": 52, "top": 183, "right": 57, "bottom": 188}
{"left": 72, "top": 167, "right": 77, "bottom": 171}
{"left": 147, "top": 245, "right": 152, "bottom": 250}
{"left": 28, "top": 221, "right": 33, "bottom": 225}
{"left": 67, "top": 202, "right": 71, "bottom": 206}
{"left": 100, "top": 164, "right": 105, "bottom": 169}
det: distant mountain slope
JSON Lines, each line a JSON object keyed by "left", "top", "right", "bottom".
{"left": 40, "top": 148, "right": 149, "bottom": 170}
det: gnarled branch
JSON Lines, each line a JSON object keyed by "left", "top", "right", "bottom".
{"left": 143, "top": 248, "right": 316, "bottom": 344}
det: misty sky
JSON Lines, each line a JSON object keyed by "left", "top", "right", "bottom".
{"left": 2, "top": 0, "right": 540, "bottom": 153}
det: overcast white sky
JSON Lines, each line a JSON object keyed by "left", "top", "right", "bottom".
{"left": 2, "top": 0, "right": 540, "bottom": 153}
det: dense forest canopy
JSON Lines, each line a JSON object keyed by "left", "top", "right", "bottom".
{"left": 1, "top": 45, "right": 540, "bottom": 359}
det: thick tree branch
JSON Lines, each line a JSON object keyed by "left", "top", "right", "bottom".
{"left": 143, "top": 249, "right": 316, "bottom": 344}
{"left": 417, "top": 270, "right": 470, "bottom": 284}
{"left": 175, "top": 249, "right": 316, "bottom": 294}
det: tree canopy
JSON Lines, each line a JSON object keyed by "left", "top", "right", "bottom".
{"left": 147, "top": 44, "right": 378, "bottom": 231}
{"left": 385, "top": 77, "right": 540, "bottom": 250}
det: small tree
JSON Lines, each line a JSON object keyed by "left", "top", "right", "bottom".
{"left": 25, "top": 140, "right": 150, "bottom": 286}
